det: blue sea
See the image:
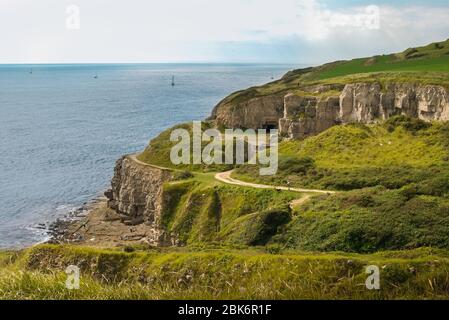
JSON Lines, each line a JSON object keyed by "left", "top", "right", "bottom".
{"left": 0, "top": 63, "right": 298, "bottom": 248}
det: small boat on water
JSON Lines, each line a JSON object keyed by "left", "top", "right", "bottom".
{"left": 93, "top": 74, "right": 98, "bottom": 79}
{"left": 171, "top": 75, "right": 175, "bottom": 86}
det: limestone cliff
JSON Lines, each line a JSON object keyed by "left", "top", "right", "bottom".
{"left": 105, "top": 156, "right": 173, "bottom": 245}
{"left": 210, "top": 94, "right": 284, "bottom": 129}
{"left": 339, "top": 83, "right": 449, "bottom": 123}
{"left": 211, "top": 82, "right": 449, "bottom": 139}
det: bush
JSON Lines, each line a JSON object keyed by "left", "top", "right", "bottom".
{"left": 272, "top": 188, "right": 449, "bottom": 253}
{"left": 173, "top": 171, "right": 194, "bottom": 181}
{"left": 266, "top": 244, "right": 283, "bottom": 254}
{"left": 278, "top": 156, "right": 315, "bottom": 175}
{"left": 384, "top": 115, "right": 431, "bottom": 133}
{"left": 221, "top": 206, "right": 292, "bottom": 246}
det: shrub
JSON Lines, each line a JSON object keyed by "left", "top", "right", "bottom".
{"left": 173, "top": 171, "right": 194, "bottom": 181}
{"left": 384, "top": 115, "right": 431, "bottom": 133}
{"left": 278, "top": 156, "right": 315, "bottom": 175}
{"left": 272, "top": 188, "right": 449, "bottom": 253}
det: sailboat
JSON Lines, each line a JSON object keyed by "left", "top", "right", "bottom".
{"left": 29, "top": 68, "right": 33, "bottom": 74}
{"left": 171, "top": 75, "right": 175, "bottom": 86}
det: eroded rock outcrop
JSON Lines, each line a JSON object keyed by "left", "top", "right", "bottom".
{"left": 339, "top": 83, "right": 449, "bottom": 124}
{"left": 211, "top": 94, "right": 284, "bottom": 129}
{"left": 211, "top": 82, "right": 449, "bottom": 139}
{"left": 105, "top": 156, "right": 173, "bottom": 245}
{"left": 280, "top": 83, "right": 449, "bottom": 139}
{"left": 279, "top": 94, "right": 340, "bottom": 139}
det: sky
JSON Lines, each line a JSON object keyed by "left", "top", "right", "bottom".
{"left": 1, "top": 0, "right": 449, "bottom": 64}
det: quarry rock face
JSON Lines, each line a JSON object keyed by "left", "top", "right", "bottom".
{"left": 212, "top": 82, "right": 449, "bottom": 139}
{"left": 280, "top": 94, "right": 340, "bottom": 139}
{"left": 340, "top": 83, "right": 449, "bottom": 124}
{"left": 106, "top": 156, "right": 173, "bottom": 245}
{"left": 211, "top": 94, "right": 284, "bottom": 129}
{"left": 339, "top": 83, "right": 382, "bottom": 123}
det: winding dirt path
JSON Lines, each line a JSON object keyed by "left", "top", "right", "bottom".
{"left": 128, "top": 155, "right": 335, "bottom": 209}
{"left": 215, "top": 171, "right": 335, "bottom": 194}
{"left": 215, "top": 170, "right": 336, "bottom": 209}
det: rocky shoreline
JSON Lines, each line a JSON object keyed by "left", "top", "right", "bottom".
{"left": 46, "top": 195, "right": 108, "bottom": 245}
{"left": 46, "top": 193, "right": 165, "bottom": 248}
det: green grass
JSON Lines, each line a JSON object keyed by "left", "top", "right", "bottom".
{"left": 313, "top": 54, "right": 449, "bottom": 80}
{"left": 229, "top": 118, "right": 449, "bottom": 254}
{"left": 1, "top": 245, "right": 449, "bottom": 300}
{"left": 298, "top": 39, "right": 449, "bottom": 81}
{"left": 137, "top": 122, "right": 234, "bottom": 173}
{"left": 211, "top": 39, "right": 449, "bottom": 117}
{"left": 161, "top": 179, "right": 298, "bottom": 246}
{"left": 234, "top": 119, "right": 449, "bottom": 191}
{"left": 137, "top": 117, "right": 449, "bottom": 254}
{"left": 271, "top": 187, "right": 449, "bottom": 253}
{"left": 280, "top": 122, "right": 448, "bottom": 169}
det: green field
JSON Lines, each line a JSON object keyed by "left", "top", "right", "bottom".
{"left": 297, "top": 39, "right": 449, "bottom": 80}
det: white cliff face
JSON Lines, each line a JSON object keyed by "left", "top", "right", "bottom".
{"left": 280, "top": 83, "right": 449, "bottom": 139}
{"left": 408, "top": 85, "right": 449, "bottom": 121}
{"left": 279, "top": 93, "right": 339, "bottom": 139}
{"left": 211, "top": 95, "right": 285, "bottom": 129}
{"left": 341, "top": 83, "right": 449, "bottom": 123}
{"left": 340, "top": 83, "right": 382, "bottom": 123}
{"left": 211, "top": 80, "right": 448, "bottom": 139}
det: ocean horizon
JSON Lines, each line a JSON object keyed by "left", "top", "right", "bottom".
{"left": 0, "top": 63, "right": 300, "bottom": 248}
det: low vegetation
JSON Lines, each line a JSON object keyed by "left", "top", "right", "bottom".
{"left": 215, "top": 40, "right": 449, "bottom": 111}
{"left": 1, "top": 245, "right": 449, "bottom": 299}
{"left": 137, "top": 122, "right": 234, "bottom": 173}
{"left": 272, "top": 187, "right": 449, "bottom": 253}
{"left": 161, "top": 180, "right": 297, "bottom": 246}
{"left": 234, "top": 118, "right": 449, "bottom": 191}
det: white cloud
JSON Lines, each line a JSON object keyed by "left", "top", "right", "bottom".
{"left": 0, "top": 0, "right": 448, "bottom": 63}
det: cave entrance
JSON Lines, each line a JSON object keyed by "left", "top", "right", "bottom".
{"left": 262, "top": 118, "right": 278, "bottom": 131}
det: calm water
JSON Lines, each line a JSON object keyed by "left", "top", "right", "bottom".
{"left": 0, "top": 63, "right": 297, "bottom": 248}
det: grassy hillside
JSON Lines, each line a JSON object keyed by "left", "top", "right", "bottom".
{"left": 161, "top": 176, "right": 297, "bottom": 246}
{"left": 138, "top": 122, "right": 234, "bottom": 172}
{"left": 217, "top": 39, "right": 449, "bottom": 109}
{"left": 311, "top": 39, "right": 449, "bottom": 80}
{"left": 234, "top": 117, "right": 449, "bottom": 191}
{"left": 138, "top": 116, "right": 449, "bottom": 254}
{"left": 1, "top": 245, "right": 449, "bottom": 300}
{"left": 272, "top": 187, "right": 449, "bottom": 253}
{"left": 229, "top": 117, "right": 449, "bottom": 254}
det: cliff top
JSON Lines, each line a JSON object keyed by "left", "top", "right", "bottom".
{"left": 215, "top": 39, "right": 449, "bottom": 109}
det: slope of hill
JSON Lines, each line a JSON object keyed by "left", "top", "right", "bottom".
{"left": 220, "top": 39, "right": 449, "bottom": 105}
{"left": 235, "top": 117, "right": 449, "bottom": 190}
{"left": 209, "top": 39, "right": 449, "bottom": 136}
